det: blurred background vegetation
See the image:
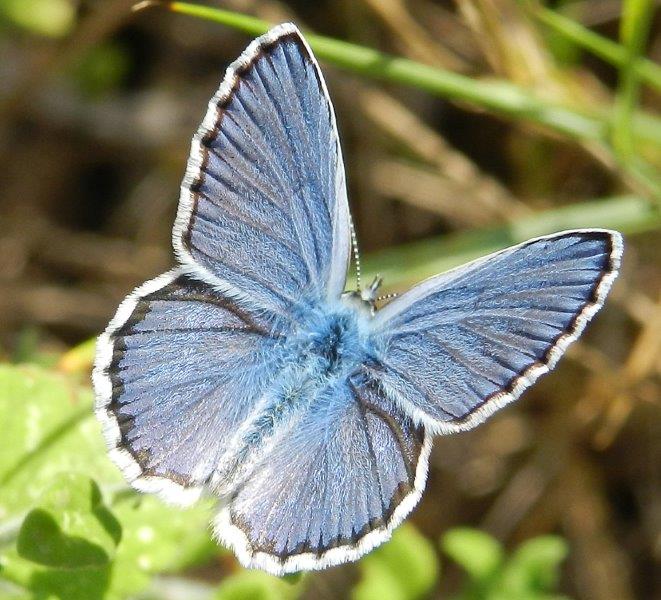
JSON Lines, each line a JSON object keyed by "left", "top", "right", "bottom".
{"left": 0, "top": 0, "right": 659, "bottom": 598}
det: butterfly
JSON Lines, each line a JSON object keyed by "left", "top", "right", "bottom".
{"left": 93, "top": 23, "right": 623, "bottom": 575}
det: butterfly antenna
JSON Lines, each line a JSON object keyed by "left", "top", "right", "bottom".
{"left": 349, "top": 217, "right": 362, "bottom": 290}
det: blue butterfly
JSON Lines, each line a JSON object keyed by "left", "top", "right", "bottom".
{"left": 93, "top": 23, "right": 623, "bottom": 575}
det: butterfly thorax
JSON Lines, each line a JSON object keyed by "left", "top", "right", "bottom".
{"left": 296, "top": 301, "right": 373, "bottom": 381}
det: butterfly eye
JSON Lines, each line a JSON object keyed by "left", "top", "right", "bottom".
{"left": 360, "top": 275, "right": 383, "bottom": 305}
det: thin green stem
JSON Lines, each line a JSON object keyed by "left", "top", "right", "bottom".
{"left": 533, "top": 4, "right": 661, "bottom": 93}
{"left": 612, "top": 0, "right": 656, "bottom": 159}
{"left": 153, "top": 2, "right": 661, "bottom": 198}
{"left": 362, "top": 195, "right": 661, "bottom": 288}
{"left": 165, "top": 1, "right": 605, "bottom": 141}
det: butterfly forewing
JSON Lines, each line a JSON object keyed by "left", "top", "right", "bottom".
{"left": 369, "top": 230, "right": 622, "bottom": 433}
{"left": 174, "top": 23, "right": 351, "bottom": 317}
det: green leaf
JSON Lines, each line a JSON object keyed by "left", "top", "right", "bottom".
{"left": 18, "top": 510, "right": 110, "bottom": 568}
{"left": 215, "top": 569, "right": 303, "bottom": 600}
{"left": 0, "top": 364, "right": 218, "bottom": 599}
{"left": 108, "top": 494, "right": 217, "bottom": 598}
{"left": 3, "top": 495, "right": 217, "bottom": 600}
{"left": 4, "top": 474, "right": 120, "bottom": 599}
{"left": 0, "top": 365, "right": 121, "bottom": 519}
{"left": 353, "top": 523, "right": 439, "bottom": 600}
{"left": 500, "top": 536, "right": 569, "bottom": 595}
{"left": 441, "top": 528, "right": 503, "bottom": 582}
{"left": 1, "top": 558, "right": 113, "bottom": 600}
{"left": 353, "top": 559, "right": 407, "bottom": 600}
{"left": 441, "top": 532, "right": 569, "bottom": 600}
{"left": 17, "top": 474, "right": 120, "bottom": 568}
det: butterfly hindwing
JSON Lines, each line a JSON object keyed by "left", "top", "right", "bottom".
{"left": 368, "top": 230, "right": 622, "bottom": 433}
{"left": 93, "top": 269, "right": 285, "bottom": 505}
{"left": 215, "top": 375, "right": 430, "bottom": 574}
{"left": 174, "top": 23, "right": 351, "bottom": 318}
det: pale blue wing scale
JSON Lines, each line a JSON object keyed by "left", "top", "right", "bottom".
{"left": 214, "top": 374, "right": 430, "bottom": 574}
{"left": 93, "top": 269, "right": 286, "bottom": 504}
{"left": 369, "top": 230, "right": 623, "bottom": 433}
{"left": 174, "top": 24, "right": 350, "bottom": 317}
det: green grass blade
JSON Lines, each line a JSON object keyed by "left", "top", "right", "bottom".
{"left": 154, "top": 2, "right": 661, "bottom": 197}
{"left": 532, "top": 4, "right": 661, "bottom": 93}
{"left": 163, "top": 1, "right": 605, "bottom": 141}
{"left": 363, "top": 195, "right": 661, "bottom": 288}
{"left": 612, "top": 0, "right": 656, "bottom": 159}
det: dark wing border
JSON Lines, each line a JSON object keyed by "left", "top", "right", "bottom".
{"left": 213, "top": 408, "right": 432, "bottom": 575}
{"left": 93, "top": 268, "right": 207, "bottom": 505}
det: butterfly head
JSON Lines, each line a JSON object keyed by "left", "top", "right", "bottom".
{"left": 342, "top": 275, "right": 382, "bottom": 315}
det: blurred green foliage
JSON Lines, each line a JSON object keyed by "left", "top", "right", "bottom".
{"left": 353, "top": 523, "right": 439, "bottom": 600}
{"left": 442, "top": 528, "right": 569, "bottom": 600}
{"left": 215, "top": 570, "right": 303, "bottom": 600}
{"left": 0, "top": 0, "right": 75, "bottom": 37}
{"left": 0, "top": 363, "right": 216, "bottom": 599}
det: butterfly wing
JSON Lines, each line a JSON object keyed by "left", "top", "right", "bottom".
{"left": 93, "top": 269, "right": 286, "bottom": 505}
{"left": 94, "top": 24, "right": 352, "bottom": 504}
{"left": 214, "top": 375, "right": 430, "bottom": 574}
{"left": 174, "top": 23, "right": 351, "bottom": 317}
{"left": 368, "top": 230, "right": 623, "bottom": 433}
